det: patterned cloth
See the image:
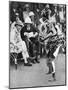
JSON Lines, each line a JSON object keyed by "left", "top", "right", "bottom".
{"left": 10, "top": 22, "right": 29, "bottom": 62}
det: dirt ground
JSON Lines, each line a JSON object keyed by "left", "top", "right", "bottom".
{"left": 10, "top": 54, "right": 66, "bottom": 88}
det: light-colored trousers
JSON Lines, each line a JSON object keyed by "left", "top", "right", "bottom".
{"left": 10, "top": 40, "right": 29, "bottom": 63}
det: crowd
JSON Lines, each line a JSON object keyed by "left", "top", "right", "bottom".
{"left": 10, "top": 2, "right": 66, "bottom": 81}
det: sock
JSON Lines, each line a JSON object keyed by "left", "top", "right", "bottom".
{"left": 52, "top": 73, "right": 56, "bottom": 80}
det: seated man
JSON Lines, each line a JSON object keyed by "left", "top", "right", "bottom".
{"left": 10, "top": 20, "right": 32, "bottom": 66}
{"left": 20, "top": 17, "right": 40, "bottom": 63}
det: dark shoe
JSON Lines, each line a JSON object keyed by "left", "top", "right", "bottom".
{"left": 24, "top": 63, "right": 32, "bottom": 66}
{"left": 52, "top": 73, "right": 56, "bottom": 81}
{"left": 31, "top": 60, "right": 36, "bottom": 64}
{"left": 35, "top": 60, "right": 40, "bottom": 63}
{"left": 15, "top": 64, "right": 17, "bottom": 70}
{"left": 46, "top": 72, "right": 52, "bottom": 75}
{"left": 53, "top": 78, "right": 56, "bottom": 81}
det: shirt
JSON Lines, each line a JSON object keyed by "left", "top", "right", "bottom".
{"left": 20, "top": 25, "right": 38, "bottom": 41}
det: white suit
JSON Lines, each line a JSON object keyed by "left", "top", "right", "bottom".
{"left": 10, "top": 22, "right": 29, "bottom": 63}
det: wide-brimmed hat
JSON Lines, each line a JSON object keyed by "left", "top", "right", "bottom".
{"left": 25, "top": 17, "right": 32, "bottom": 24}
{"left": 29, "top": 12, "right": 35, "bottom": 16}
{"left": 15, "top": 21, "right": 24, "bottom": 27}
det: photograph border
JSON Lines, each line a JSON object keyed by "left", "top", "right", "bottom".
{"left": 9, "top": 1, "right": 67, "bottom": 89}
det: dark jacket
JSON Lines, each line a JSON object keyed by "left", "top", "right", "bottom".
{"left": 20, "top": 24, "right": 38, "bottom": 41}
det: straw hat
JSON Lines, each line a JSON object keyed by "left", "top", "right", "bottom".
{"left": 29, "top": 12, "right": 35, "bottom": 16}
{"left": 15, "top": 21, "right": 24, "bottom": 27}
{"left": 25, "top": 17, "right": 32, "bottom": 24}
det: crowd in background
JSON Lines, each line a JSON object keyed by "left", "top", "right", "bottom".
{"left": 10, "top": 2, "right": 66, "bottom": 32}
{"left": 10, "top": 2, "right": 66, "bottom": 67}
